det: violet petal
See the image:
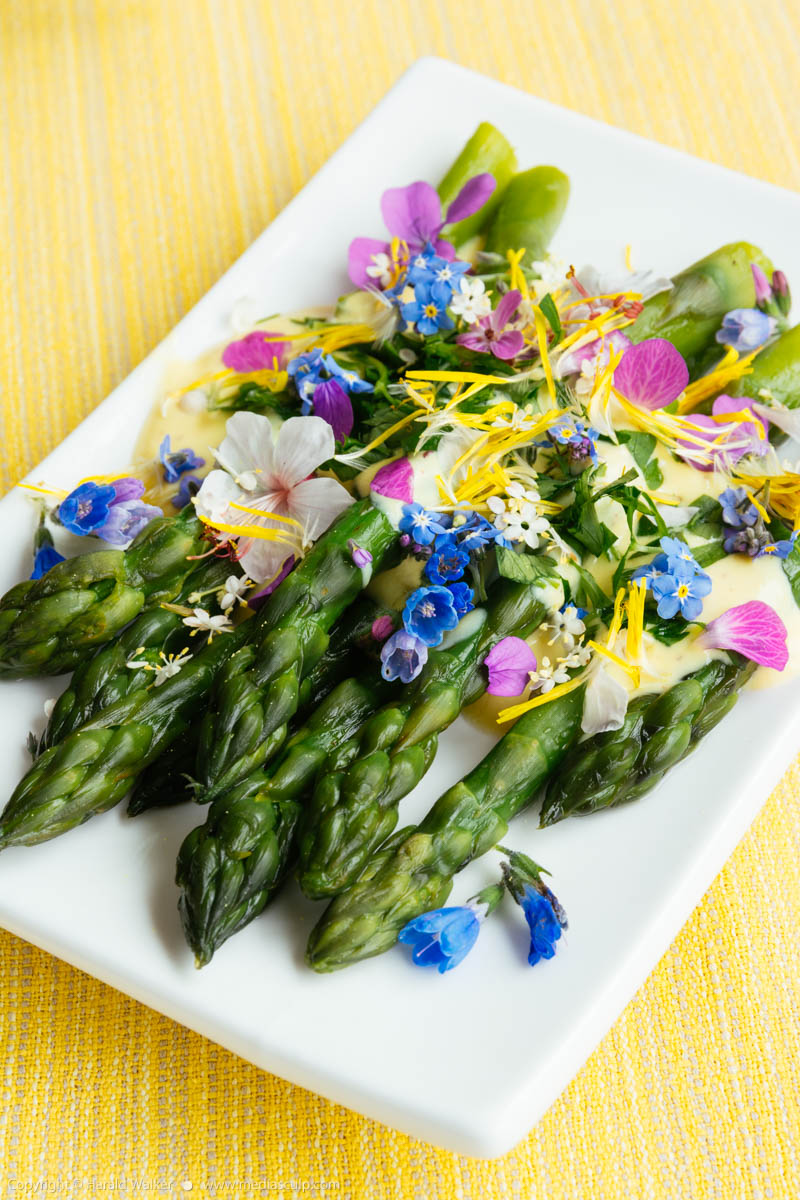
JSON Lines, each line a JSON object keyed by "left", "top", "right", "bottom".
{"left": 614, "top": 338, "right": 689, "bottom": 410}
{"left": 699, "top": 601, "right": 788, "bottom": 670}
{"left": 444, "top": 173, "right": 496, "bottom": 224}
{"left": 484, "top": 636, "right": 537, "bottom": 696}
{"left": 380, "top": 181, "right": 443, "bottom": 246}
{"left": 347, "top": 236, "right": 391, "bottom": 289}
{"left": 312, "top": 379, "right": 354, "bottom": 443}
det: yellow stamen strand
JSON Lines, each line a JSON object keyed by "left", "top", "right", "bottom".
{"left": 625, "top": 578, "right": 647, "bottom": 663}
{"left": 533, "top": 306, "right": 556, "bottom": 403}
{"left": 587, "top": 640, "right": 641, "bottom": 688}
{"left": 496, "top": 676, "right": 585, "bottom": 724}
{"left": 196, "top": 513, "right": 301, "bottom": 548}
{"left": 506, "top": 248, "right": 530, "bottom": 300}
{"left": 677, "top": 347, "right": 759, "bottom": 414}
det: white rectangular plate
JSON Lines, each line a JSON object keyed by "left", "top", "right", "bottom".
{"left": 2, "top": 58, "right": 799, "bottom": 1158}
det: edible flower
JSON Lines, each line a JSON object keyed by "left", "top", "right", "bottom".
{"left": 487, "top": 484, "right": 549, "bottom": 549}
{"left": 456, "top": 289, "right": 525, "bottom": 360}
{"left": 398, "top": 502, "right": 447, "bottom": 546}
{"left": 698, "top": 601, "right": 788, "bottom": 670}
{"left": 222, "top": 330, "right": 290, "bottom": 373}
{"left": 424, "top": 534, "right": 470, "bottom": 585}
{"left": 348, "top": 541, "right": 373, "bottom": 569}
{"left": 287, "top": 348, "right": 373, "bottom": 443}
{"left": 500, "top": 848, "right": 567, "bottom": 968}
{"left": 402, "top": 585, "right": 459, "bottom": 647}
{"left": 555, "top": 329, "right": 632, "bottom": 381}
{"left": 398, "top": 879, "right": 505, "bottom": 974}
{"left": 546, "top": 604, "right": 587, "bottom": 651}
{"left": 159, "top": 435, "right": 205, "bottom": 484}
{"left": 58, "top": 478, "right": 161, "bottom": 548}
{"left": 406, "top": 245, "right": 471, "bottom": 290}
{"left": 194, "top": 412, "right": 353, "bottom": 585}
{"left": 448, "top": 581, "right": 474, "bottom": 618}
{"left": 347, "top": 174, "right": 496, "bottom": 289}
{"left": 371, "top": 614, "right": 395, "bottom": 642}
{"left": 125, "top": 647, "right": 192, "bottom": 687}
{"left": 484, "top": 636, "right": 537, "bottom": 696}
{"left": 172, "top": 474, "right": 202, "bottom": 509}
{"left": 455, "top": 511, "right": 498, "bottom": 551}
{"left": 547, "top": 417, "right": 599, "bottom": 470}
{"left": 371, "top": 458, "right": 414, "bottom": 504}
{"left": 759, "top": 532, "right": 797, "bottom": 560}
{"left": 30, "top": 542, "right": 65, "bottom": 580}
{"left": 401, "top": 279, "right": 455, "bottom": 336}
{"left": 651, "top": 563, "right": 712, "bottom": 620}
{"left": 218, "top": 574, "right": 251, "bottom": 613}
{"left": 380, "top": 629, "right": 428, "bottom": 682}
{"left": 182, "top": 608, "right": 234, "bottom": 639}
{"left": 449, "top": 276, "right": 492, "bottom": 324}
{"left": 614, "top": 338, "right": 689, "bottom": 410}
{"left": 720, "top": 486, "right": 759, "bottom": 529}
{"left": 676, "top": 395, "right": 769, "bottom": 471}
{"left": 716, "top": 308, "right": 776, "bottom": 353}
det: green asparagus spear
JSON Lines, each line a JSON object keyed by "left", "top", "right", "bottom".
{"left": 39, "top": 556, "right": 235, "bottom": 752}
{"left": 126, "top": 594, "right": 397, "bottom": 816}
{"left": 0, "top": 506, "right": 207, "bottom": 678}
{"left": 438, "top": 122, "right": 518, "bottom": 248}
{"left": 297, "top": 580, "right": 550, "bottom": 900}
{"left": 176, "top": 675, "right": 389, "bottom": 965}
{"left": 0, "top": 503, "right": 394, "bottom": 849}
{"left": 731, "top": 322, "right": 800, "bottom": 412}
{"left": 306, "top": 685, "right": 585, "bottom": 972}
{"left": 194, "top": 500, "right": 395, "bottom": 802}
{"left": 539, "top": 656, "right": 755, "bottom": 825}
{"left": 483, "top": 166, "right": 570, "bottom": 267}
{"left": 628, "top": 242, "right": 773, "bottom": 371}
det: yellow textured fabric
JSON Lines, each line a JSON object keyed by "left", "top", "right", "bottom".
{"left": 1, "top": 0, "right": 799, "bottom": 1194}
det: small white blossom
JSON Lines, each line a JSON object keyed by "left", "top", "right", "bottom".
{"left": 487, "top": 494, "right": 550, "bottom": 550}
{"left": 183, "top": 608, "right": 233, "bottom": 639}
{"left": 449, "top": 276, "right": 492, "bottom": 324}
{"left": 366, "top": 252, "right": 394, "bottom": 288}
{"left": 126, "top": 647, "right": 193, "bottom": 686}
{"left": 219, "top": 574, "right": 251, "bottom": 613}
{"left": 546, "top": 605, "right": 586, "bottom": 651}
{"left": 529, "top": 656, "right": 570, "bottom": 694}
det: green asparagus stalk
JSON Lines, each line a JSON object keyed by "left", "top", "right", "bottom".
{"left": 539, "top": 656, "right": 755, "bottom": 825}
{"left": 731, "top": 321, "right": 800, "bottom": 412}
{"left": 628, "top": 242, "right": 773, "bottom": 371}
{"left": 437, "top": 122, "right": 518, "bottom": 248}
{"left": 306, "top": 685, "right": 585, "bottom": 972}
{"left": 126, "top": 594, "right": 397, "bottom": 816}
{"left": 0, "top": 506, "right": 207, "bottom": 678}
{"left": 0, "top": 503, "right": 394, "bottom": 849}
{"left": 193, "top": 501, "right": 395, "bottom": 802}
{"left": 176, "top": 674, "right": 389, "bottom": 965}
{"left": 39, "top": 557, "right": 235, "bottom": 752}
{"left": 297, "top": 580, "right": 550, "bottom": 900}
{"left": 483, "top": 166, "right": 570, "bottom": 267}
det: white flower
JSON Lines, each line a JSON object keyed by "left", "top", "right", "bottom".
{"left": 182, "top": 608, "right": 233, "bottom": 639}
{"left": 126, "top": 647, "right": 193, "bottom": 686}
{"left": 487, "top": 494, "right": 550, "bottom": 550}
{"left": 449, "top": 277, "right": 492, "bottom": 324}
{"left": 529, "top": 656, "right": 570, "bottom": 694}
{"left": 219, "top": 574, "right": 251, "bottom": 613}
{"left": 506, "top": 480, "right": 541, "bottom": 505}
{"left": 531, "top": 255, "right": 568, "bottom": 293}
{"left": 546, "top": 605, "right": 586, "bottom": 651}
{"left": 574, "top": 264, "right": 672, "bottom": 303}
{"left": 366, "top": 252, "right": 393, "bottom": 288}
{"left": 194, "top": 412, "right": 353, "bottom": 585}
{"left": 581, "top": 662, "right": 629, "bottom": 735}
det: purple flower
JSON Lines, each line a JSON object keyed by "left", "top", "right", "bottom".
{"left": 159, "top": 435, "right": 205, "bottom": 484}
{"left": 221, "top": 331, "right": 290, "bottom": 373}
{"left": 448, "top": 582, "right": 474, "bottom": 617}
{"left": 310, "top": 379, "right": 353, "bottom": 443}
{"left": 398, "top": 502, "right": 447, "bottom": 545}
{"left": 347, "top": 174, "right": 496, "bottom": 289}
{"left": 556, "top": 329, "right": 632, "bottom": 378}
{"left": 247, "top": 556, "right": 296, "bottom": 608}
{"left": 751, "top": 262, "right": 772, "bottom": 306}
{"left": 30, "top": 543, "right": 65, "bottom": 579}
{"left": 716, "top": 308, "right": 777, "bottom": 353}
{"left": 484, "top": 636, "right": 537, "bottom": 696}
{"left": 401, "top": 279, "right": 455, "bottom": 336}
{"left": 371, "top": 614, "right": 395, "bottom": 642}
{"left": 651, "top": 563, "right": 712, "bottom": 620}
{"left": 723, "top": 525, "right": 769, "bottom": 557}
{"left": 402, "top": 585, "right": 459, "bottom": 647}
{"left": 172, "top": 474, "right": 202, "bottom": 509}
{"left": 286, "top": 349, "right": 370, "bottom": 442}
{"left": 699, "top": 601, "right": 788, "bottom": 670}
{"left": 424, "top": 535, "right": 470, "bottom": 585}
{"left": 719, "top": 486, "right": 759, "bottom": 529}
{"left": 614, "top": 338, "right": 689, "bottom": 410}
{"left": 348, "top": 540, "right": 372, "bottom": 569}
{"left": 676, "top": 394, "right": 769, "bottom": 471}
{"left": 456, "top": 289, "right": 525, "bottom": 360}
{"left": 521, "top": 885, "right": 564, "bottom": 967}
{"left": 380, "top": 629, "right": 428, "bottom": 682}
{"left": 371, "top": 458, "right": 413, "bottom": 503}
{"left": 397, "top": 905, "right": 482, "bottom": 973}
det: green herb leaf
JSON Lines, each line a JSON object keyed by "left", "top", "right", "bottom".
{"left": 539, "top": 293, "right": 561, "bottom": 342}
{"left": 772, "top": 520, "right": 800, "bottom": 609}
{"left": 618, "top": 431, "right": 663, "bottom": 489}
{"left": 691, "top": 541, "right": 726, "bottom": 569}
{"left": 687, "top": 495, "right": 723, "bottom": 539}
{"left": 495, "top": 546, "right": 559, "bottom": 584}
{"left": 645, "top": 616, "right": 692, "bottom": 646}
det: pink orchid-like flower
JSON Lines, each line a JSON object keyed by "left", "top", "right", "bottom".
{"left": 457, "top": 289, "right": 525, "bottom": 361}
{"left": 484, "top": 636, "right": 537, "bottom": 696}
{"left": 614, "top": 338, "right": 689, "bottom": 410}
{"left": 676, "top": 394, "right": 769, "bottom": 472}
{"left": 370, "top": 457, "right": 414, "bottom": 503}
{"left": 698, "top": 600, "right": 788, "bottom": 670}
{"left": 348, "top": 174, "right": 495, "bottom": 289}
{"left": 222, "top": 331, "right": 290, "bottom": 373}
{"left": 556, "top": 329, "right": 632, "bottom": 379}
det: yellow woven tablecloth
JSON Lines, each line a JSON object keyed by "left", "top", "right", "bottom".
{"left": 2, "top": 1, "right": 799, "bottom": 1195}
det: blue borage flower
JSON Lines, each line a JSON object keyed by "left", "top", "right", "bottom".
{"left": 398, "top": 906, "right": 483, "bottom": 973}
{"left": 30, "top": 542, "right": 65, "bottom": 580}
{"left": 424, "top": 534, "right": 470, "bottom": 585}
{"left": 286, "top": 348, "right": 373, "bottom": 442}
{"left": 448, "top": 581, "right": 474, "bottom": 618}
{"left": 158, "top": 435, "right": 205, "bottom": 484}
{"left": 58, "top": 478, "right": 162, "bottom": 548}
{"left": 500, "top": 847, "right": 568, "bottom": 968}
{"left": 380, "top": 630, "right": 428, "bottom": 683}
{"left": 398, "top": 502, "right": 448, "bottom": 546}
{"left": 402, "top": 585, "right": 459, "bottom": 647}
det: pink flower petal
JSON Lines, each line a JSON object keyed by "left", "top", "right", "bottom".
{"left": 492, "top": 331, "right": 526, "bottom": 360}
{"left": 494, "top": 288, "right": 522, "bottom": 330}
{"left": 557, "top": 330, "right": 632, "bottom": 378}
{"left": 370, "top": 457, "right": 413, "bottom": 502}
{"left": 222, "top": 331, "right": 291, "bottom": 373}
{"left": 347, "top": 236, "right": 391, "bottom": 289}
{"left": 615, "top": 338, "right": 689, "bottom": 410}
{"left": 432, "top": 237, "right": 456, "bottom": 260}
{"left": 713, "top": 394, "right": 769, "bottom": 439}
{"left": 380, "top": 181, "right": 443, "bottom": 246}
{"left": 751, "top": 262, "right": 771, "bottom": 305}
{"left": 484, "top": 636, "right": 537, "bottom": 696}
{"left": 676, "top": 397, "right": 769, "bottom": 472}
{"left": 699, "top": 601, "right": 788, "bottom": 670}
{"left": 444, "top": 173, "right": 496, "bottom": 224}
{"left": 456, "top": 330, "right": 491, "bottom": 354}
